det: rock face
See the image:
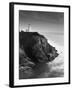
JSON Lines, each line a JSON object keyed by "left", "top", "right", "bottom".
{"left": 19, "top": 31, "right": 59, "bottom": 79}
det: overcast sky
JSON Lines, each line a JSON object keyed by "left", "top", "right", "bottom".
{"left": 19, "top": 10, "right": 64, "bottom": 46}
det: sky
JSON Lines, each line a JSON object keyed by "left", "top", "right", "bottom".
{"left": 19, "top": 10, "right": 64, "bottom": 47}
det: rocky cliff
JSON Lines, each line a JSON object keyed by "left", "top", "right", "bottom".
{"left": 19, "top": 31, "right": 59, "bottom": 79}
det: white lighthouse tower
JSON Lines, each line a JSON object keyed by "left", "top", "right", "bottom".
{"left": 26, "top": 24, "right": 31, "bottom": 32}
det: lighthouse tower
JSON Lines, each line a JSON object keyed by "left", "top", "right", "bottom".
{"left": 26, "top": 24, "right": 31, "bottom": 32}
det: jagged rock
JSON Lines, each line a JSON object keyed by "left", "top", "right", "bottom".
{"left": 32, "top": 35, "right": 58, "bottom": 63}
{"left": 19, "top": 31, "right": 58, "bottom": 63}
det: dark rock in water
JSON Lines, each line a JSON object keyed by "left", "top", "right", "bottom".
{"left": 19, "top": 31, "right": 59, "bottom": 79}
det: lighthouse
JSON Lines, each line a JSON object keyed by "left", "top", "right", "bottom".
{"left": 26, "top": 24, "right": 31, "bottom": 32}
